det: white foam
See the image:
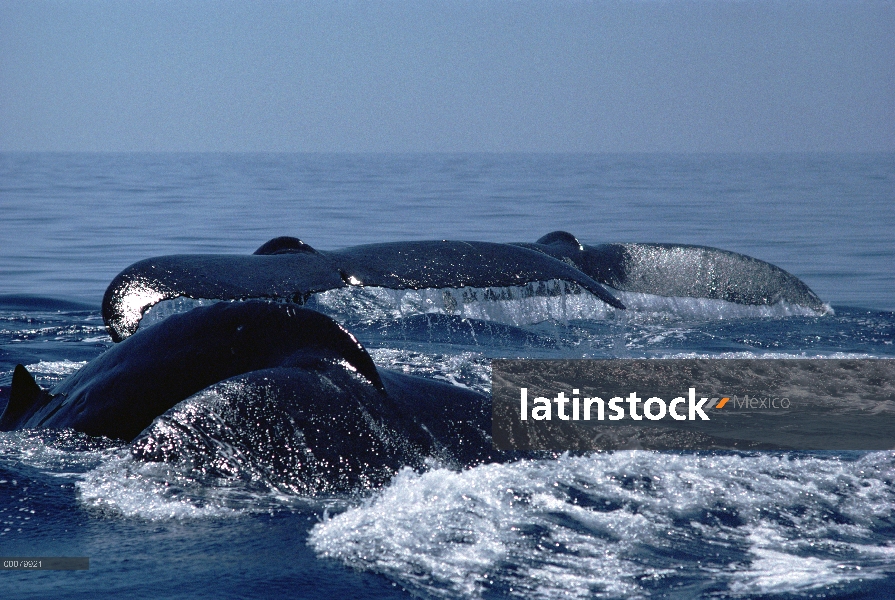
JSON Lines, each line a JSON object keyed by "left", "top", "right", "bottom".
{"left": 728, "top": 533, "right": 877, "bottom": 595}
{"left": 310, "top": 463, "right": 647, "bottom": 599}
{"left": 135, "top": 284, "right": 829, "bottom": 337}
{"left": 615, "top": 290, "right": 832, "bottom": 320}
{"left": 309, "top": 452, "right": 895, "bottom": 599}
{"left": 368, "top": 348, "right": 492, "bottom": 394}
{"left": 76, "top": 452, "right": 242, "bottom": 520}
{"left": 0, "top": 429, "right": 115, "bottom": 470}
{"left": 310, "top": 281, "right": 617, "bottom": 326}
{"left": 24, "top": 360, "right": 87, "bottom": 376}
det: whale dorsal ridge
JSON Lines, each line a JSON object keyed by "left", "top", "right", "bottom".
{"left": 253, "top": 237, "right": 319, "bottom": 256}
{"left": 535, "top": 231, "right": 584, "bottom": 251}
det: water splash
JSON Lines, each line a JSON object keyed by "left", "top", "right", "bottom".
{"left": 309, "top": 451, "right": 895, "bottom": 599}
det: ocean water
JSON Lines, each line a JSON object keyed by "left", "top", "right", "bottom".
{"left": 0, "top": 153, "right": 893, "bottom": 599}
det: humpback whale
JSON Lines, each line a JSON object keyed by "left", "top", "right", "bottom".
{"left": 0, "top": 236, "right": 829, "bottom": 490}
{"left": 102, "top": 232, "right": 828, "bottom": 342}
{"left": 0, "top": 302, "right": 494, "bottom": 486}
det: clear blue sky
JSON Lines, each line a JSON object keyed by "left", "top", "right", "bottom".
{"left": 1, "top": 0, "right": 892, "bottom": 152}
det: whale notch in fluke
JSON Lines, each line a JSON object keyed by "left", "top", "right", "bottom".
{"left": 101, "top": 233, "right": 828, "bottom": 342}
{"left": 0, "top": 302, "right": 495, "bottom": 489}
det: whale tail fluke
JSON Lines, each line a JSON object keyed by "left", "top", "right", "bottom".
{"left": 103, "top": 234, "right": 828, "bottom": 343}
{"left": 584, "top": 243, "right": 829, "bottom": 312}
{"left": 0, "top": 365, "right": 43, "bottom": 430}
{"left": 521, "top": 232, "right": 828, "bottom": 313}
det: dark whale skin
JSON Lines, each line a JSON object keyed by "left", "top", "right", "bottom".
{"left": 0, "top": 302, "right": 490, "bottom": 457}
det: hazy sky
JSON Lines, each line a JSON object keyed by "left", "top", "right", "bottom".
{"left": 2, "top": 1, "right": 892, "bottom": 152}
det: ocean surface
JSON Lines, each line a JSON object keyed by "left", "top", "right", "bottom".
{"left": 1, "top": 152, "right": 893, "bottom": 599}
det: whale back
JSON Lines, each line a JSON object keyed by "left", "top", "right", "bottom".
{"left": 2, "top": 302, "right": 383, "bottom": 441}
{"left": 130, "top": 366, "right": 495, "bottom": 494}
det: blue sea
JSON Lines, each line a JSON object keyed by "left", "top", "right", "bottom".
{"left": 1, "top": 153, "right": 893, "bottom": 599}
